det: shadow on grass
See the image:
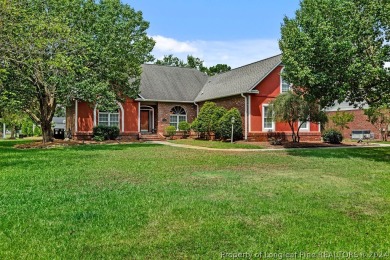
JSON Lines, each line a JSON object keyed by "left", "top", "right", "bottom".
{"left": 286, "top": 146, "right": 390, "bottom": 163}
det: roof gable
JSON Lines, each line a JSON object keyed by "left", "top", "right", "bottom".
{"left": 195, "top": 54, "right": 282, "bottom": 102}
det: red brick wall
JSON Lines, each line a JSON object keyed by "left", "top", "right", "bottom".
{"left": 250, "top": 65, "right": 319, "bottom": 133}
{"left": 326, "top": 109, "right": 380, "bottom": 139}
{"left": 156, "top": 102, "right": 197, "bottom": 135}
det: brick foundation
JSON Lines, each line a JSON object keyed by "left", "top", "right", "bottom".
{"left": 248, "top": 132, "right": 321, "bottom": 142}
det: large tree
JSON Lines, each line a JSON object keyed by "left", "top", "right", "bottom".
{"left": 279, "top": 0, "right": 390, "bottom": 108}
{"left": 0, "top": 0, "right": 154, "bottom": 143}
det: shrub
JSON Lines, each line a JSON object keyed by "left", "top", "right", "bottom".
{"left": 193, "top": 102, "right": 227, "bottom": 139}
{"left": 178, "top": 121, "right": 191, "bottom": 135}
{"left": 93, "top": 135, "right": 104, "bottom": 142}
{"left": 216, "top": 108, "right": 243, "bottom": 141}
{"left": 322, "top": 129, "right": 343, "bottom": 144}
{"left": 93, "top": 125, "right": 120, "bottom": 140}
{"left": 165, "top": 126, "right": 176, "bottom": 139}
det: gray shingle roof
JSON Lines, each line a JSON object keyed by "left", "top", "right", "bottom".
{"left": 139, "top": 64, "right": 208, "bottom": 102}
{"left": 194, "top": 54, "right": 282, "bottom": 102}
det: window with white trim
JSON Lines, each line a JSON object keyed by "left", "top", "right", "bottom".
{"left": 169, "top": 106, "right": 187, "bottom": 130}
{"left": 263, "top": 105, "right": 274, "bottom": 130}
{"left": 98, "top": 111, "right": 119, "bottom": 127}
{"left": 280, "top": 68, "right": 291, "bottom": 93}
{"left": 299, "top": 121, "right": 309, "bottom": 130}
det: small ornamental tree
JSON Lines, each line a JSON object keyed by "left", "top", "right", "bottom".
{"left": 217, "top": 108, "right": 242, "bottom": 141}
{"left": 269, "top": 91, "right": 327, "bottom": 142}
{"left": 364, "top": 106, "right": 390, "bottom": 141}
{"left": 329, "top": 110, "right": 355, "bottom": 131}
{"left": 192, "top": 102, "right": 227, "bottom": 139}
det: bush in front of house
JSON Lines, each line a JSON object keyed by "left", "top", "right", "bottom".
{"left": 93, "top": 125, "right": 120, "bottom": 140}
{"left": 165, "top": 126, "right": 177, "bottom": 139}
{"left": 216, "top": 108, "right": 243, "bottom": 141}
{"left": 322, "top": 129, "right": 343, "bottom": 144}
{"left": 192, "top": 102, "right": 227, "bottom": 139}
{"left": 178, "top": 121, "right": 191, "bottom": 135}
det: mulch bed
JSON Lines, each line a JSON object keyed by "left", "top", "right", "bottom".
{"left": 237, "top": 140, "right": 375, "bottom": 149}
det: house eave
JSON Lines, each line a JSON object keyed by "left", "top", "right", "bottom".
{"left": 195, "top": 90, "right": 259, "bottom": 102}
{"left": 135, "top": 98, "right": 195, "bottom": 103}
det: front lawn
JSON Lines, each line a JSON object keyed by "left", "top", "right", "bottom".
{"left": 1, "top": 140, "right": 390, "bottom": 258}
{"left": 169, "top": 138, "right": 263, "bottom": 149}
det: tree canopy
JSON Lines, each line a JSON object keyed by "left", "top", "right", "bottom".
{"left": 0, "top": 0, "right": 155, "bottom": 142}
{"left": 279, "top": 0, "right": 390, "bottom": 108}
{"left": 154, "top": 55, "right": 231, "bottom": 76}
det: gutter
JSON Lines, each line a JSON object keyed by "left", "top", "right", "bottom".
{"left": 135, "top": 98, "right": 194, "bottom": 104}
{"left": 241, "top": 93, "right": 248, "bottom": 140}
{"left": 195, "top": 90, "right": 259, "bottom": 103}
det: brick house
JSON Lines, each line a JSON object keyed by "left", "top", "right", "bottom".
{"left": 325, "top": 102, "right": 383, "bottom": 140}
{"left": 66, "top": 54, "right": 322, "bottom": 141}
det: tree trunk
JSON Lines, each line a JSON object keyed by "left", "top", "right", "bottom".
{"left": 10, "top": 126, "right": 15, "bottom": 139}
{"left": 41, "top": 120, "right": 53, "bottom": 143}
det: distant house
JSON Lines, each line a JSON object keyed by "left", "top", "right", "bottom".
{"left": 66, "top": 54, "right": 321, "bottom": 141}
{"left": 325, "top": 102, "right": 383, "bottom": 140}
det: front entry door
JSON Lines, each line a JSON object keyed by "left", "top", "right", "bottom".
{"left": 140, "top": 110, "right": 149, "bottom": 132}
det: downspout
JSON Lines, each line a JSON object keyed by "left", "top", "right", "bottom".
{"left": 194, "top": 102, "right": 199, "bottom": 116}
{"left": 241, "top": 93, "right": 248, "bottom": 140}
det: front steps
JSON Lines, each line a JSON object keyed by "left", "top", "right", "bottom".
{"left": 139, "top": 133, "right": 165, "bottom": 141}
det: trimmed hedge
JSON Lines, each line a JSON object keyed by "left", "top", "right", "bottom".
{"left": 322, "top": 129, "right": 343, "bottom": 144}
{"left": 93, "top": 125, "right": 120, "bottom": 140}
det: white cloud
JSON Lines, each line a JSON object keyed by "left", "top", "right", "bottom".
{"left": 152, "top": 35, "right": 197, "bottom": 53}
{"left": 151, "top": 35, "right": 280, "bottom": 68}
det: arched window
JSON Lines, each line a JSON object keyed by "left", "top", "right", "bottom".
{"left": 280, "top": 68, "right": 291, "bottom": 93}
{"left": 170, "top": 106, "right": 187, "bottom": 130}
{"left": 98, "top": 110, "right": 119, "bottom": 127}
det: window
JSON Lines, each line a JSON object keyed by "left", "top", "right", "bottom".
{"left": 280, "top": 68, "right": 291, "bottom": 93}
{"left": 98, "top": 111, "right": 119, "bottom": 127}
{"left": 299, "top": 121, "right": 309, "bottom": 130}
{"left": 263, "top": 105, "right": 274, "bottom": 130}
{"left": 169, "top": 106, "right": 187, "bottom": 130}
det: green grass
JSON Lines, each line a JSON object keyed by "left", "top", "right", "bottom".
{"left": 1, "top": 140, "right": 390, "bottom": 258}
{"left": 169, "top": 138, "right": 263, "bottom": 149}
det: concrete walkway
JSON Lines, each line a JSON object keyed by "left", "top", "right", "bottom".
{"left": 149, "top": 141, "right": 390, "bottom": 152}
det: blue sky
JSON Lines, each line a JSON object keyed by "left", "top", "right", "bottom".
{"left": 126, "top": 1, "right": 301, "bottom": 68}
